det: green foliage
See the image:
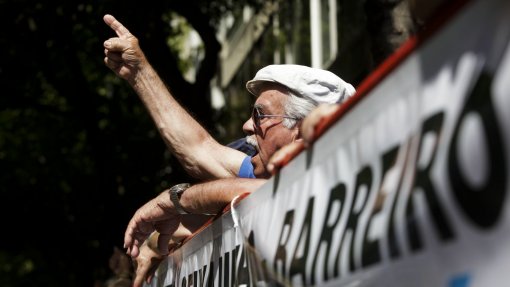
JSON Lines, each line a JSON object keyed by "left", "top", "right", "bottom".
{"left": 0, "top": 0, "right": 263, "bottom": 286}
{"left": 196, "top": 0, "right": 266, "bottom": 26}
{"left": 164, "top": 12, "right": 204, "bottom": 81}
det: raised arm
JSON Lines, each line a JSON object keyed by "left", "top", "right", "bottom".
{"left": 103, "top": 14, "right": 246, "bottom": 179}
{"left": 123, "top": 178, "right": 267, "bottom": 258}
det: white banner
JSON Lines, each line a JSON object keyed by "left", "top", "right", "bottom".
{"left": 149, "top": 0, "right": 510, "bottom": 285}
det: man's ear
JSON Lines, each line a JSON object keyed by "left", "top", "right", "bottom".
{"left": 292, "top": 121, "right": 303, "bottom": 142}
{"left": 292, "top": 128, "right": 302, "bottom": 142}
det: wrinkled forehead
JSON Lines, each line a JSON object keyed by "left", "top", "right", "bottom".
{"left": 249, "top": 81, "right": 290, "bottom": 97}
{"left": 253, "top": 83, "right": 289, "bottom": 111}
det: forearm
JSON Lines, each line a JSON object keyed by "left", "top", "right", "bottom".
{"left": 103, "top": 15, "right": 242, "bottom": 180}
{"left": 124, "top": 178, "right": 266, "bottom": 258}
{"left": 180, "top": 178, "right": 267, "bottom": 215}
{"left": 128, "top": 63, "right": 243, "bottom": 179}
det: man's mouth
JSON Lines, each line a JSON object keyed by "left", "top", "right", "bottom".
{"left": 245, "top": 136, "right": 259, "bottom": 151}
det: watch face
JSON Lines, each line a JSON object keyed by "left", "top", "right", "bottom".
{"left": 172, "top": 183, "right": 190, "bottom": 193}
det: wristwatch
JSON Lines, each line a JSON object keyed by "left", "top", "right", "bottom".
{"left": 169, "top": 183, "right": 191, "bottom": 214}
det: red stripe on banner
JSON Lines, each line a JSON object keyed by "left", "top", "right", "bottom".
{"left": 175, "top": 192, "right": 252, "bottom": 249}
{"left": 312, "top": 0, "right": 472, "bottom": 142}
{"left": 266, "top": 0, "right": 473, "bottom": 172}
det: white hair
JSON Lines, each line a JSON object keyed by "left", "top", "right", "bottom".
{"left": 245, "top": 135, "right": 258, "bottom": 148}
{"left": 253, "top": 81, "right": 350, "bottom": 129}
{"left": 283, "top": 84, "right": 356, "bottom": 128}
{"left": 282, "top": 89, "right": 319, "bottom": 128}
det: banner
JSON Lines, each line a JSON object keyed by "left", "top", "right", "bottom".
{"left": 149, "top": 0, "right": 510, "bottom": 285}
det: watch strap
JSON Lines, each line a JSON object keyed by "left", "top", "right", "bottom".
{"left": 169, "top": 183, "right": 190, "bottom": 215}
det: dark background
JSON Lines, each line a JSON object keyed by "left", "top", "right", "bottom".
{"left": 0, "top": 0, "right": 264, "bottom": 286}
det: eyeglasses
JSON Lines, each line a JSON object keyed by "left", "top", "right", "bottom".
{"left": 251, "top": 107, "right": 298, "bottom": 127}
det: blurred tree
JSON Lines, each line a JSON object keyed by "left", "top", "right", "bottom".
{"left": 0, "top": 0, "right": 263, "bottom": 286}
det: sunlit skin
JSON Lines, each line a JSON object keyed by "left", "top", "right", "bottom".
{"left": 242, "top": 83, "right": 301, "bottom": 178}
{"left": 266, "top": 103, "right": 340, "bottom": 174}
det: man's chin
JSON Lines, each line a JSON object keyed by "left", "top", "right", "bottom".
{"left": 250, "top": 154, "right": 259, "bottom": 166}
{"left": 251, "top": 155, "right": 271, "bottom": 179}
{"left": 250, "top": 155, "right": 261, "bottom": 172}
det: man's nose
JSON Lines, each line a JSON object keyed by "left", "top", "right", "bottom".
{"left": 242, "top": 117, "right": 255, "bottom": 134}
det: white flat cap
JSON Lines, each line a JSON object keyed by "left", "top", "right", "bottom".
{"left": 246, "top": 64, "right": 355, "bottom": 104}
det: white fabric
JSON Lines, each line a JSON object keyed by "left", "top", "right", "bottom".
{"left": 246, "top": 64, "right": 356, "bottom": 104}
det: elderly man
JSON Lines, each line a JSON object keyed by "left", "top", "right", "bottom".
{"left": 103, "top": 14, "right": 355, "bottom": 285}
{"left": 103, "top": 14, "right": 354, "bottom": 181}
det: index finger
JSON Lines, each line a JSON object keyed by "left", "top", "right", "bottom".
{"left": 103, "top": 14, "right": 131, "bottom": 38}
